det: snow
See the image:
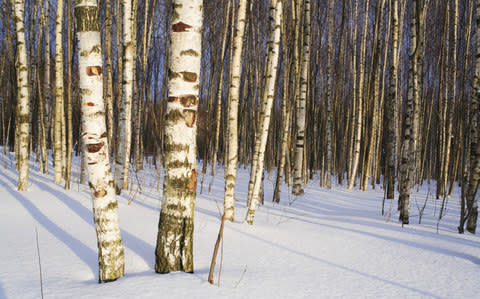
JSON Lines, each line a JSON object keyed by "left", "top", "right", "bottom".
{"left": 0, "top": 151, "right": 479, "bottom": 299}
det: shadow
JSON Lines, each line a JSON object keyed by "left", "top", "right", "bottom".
{"left": 0, "top": 171, "right": 97, "bottom": 276}
{"left": 28, "top": 171, "right": 155, "bottom": 268}
{"left": 0, "top": 281, "right": 5, "bottom": 299}
{"left": 228, "top": 226, "right": 443, "bottom": 298}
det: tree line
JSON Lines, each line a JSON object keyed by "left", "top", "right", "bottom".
{"left": 1, "top": 0, "right": 479, "bottom": 283}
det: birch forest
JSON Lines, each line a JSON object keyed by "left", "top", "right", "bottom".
{"left": 1, "top": 0, "right": 480, "bottom": 283}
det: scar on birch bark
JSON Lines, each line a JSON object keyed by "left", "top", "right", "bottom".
{"left": 86, "top": 66, "right": 102, "bottom": 76}
{"left": 183, "top": 109, "right": 196, "bottom": 127}
{"left": 172, "top": 22, "right": 192, "bottom": 32}
{"left": 181, "top": 72, "right": 197, "bottom": 82}
{"left": 87, "top": 142, "right": 104, "bottom": 153}
{"left": 188, "top": 170, "right": 198, "bottom": 192}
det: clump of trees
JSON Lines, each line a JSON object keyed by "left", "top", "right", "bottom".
{"left": 1, "top": 0, "right": 479, "bottom": 282}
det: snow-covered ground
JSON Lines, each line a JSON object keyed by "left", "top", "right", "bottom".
{"left": 0, "top": 151, "right": 479, "bottom": 299}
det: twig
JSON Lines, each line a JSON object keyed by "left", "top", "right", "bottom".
{"left": 35, "top": 226, "right": 44, "bottom": 299}
{"left": 234, "top": 266, "right": 247, "bottom": 288}
{"left": 208, "top": 215, "right": 226, "bottom": 285}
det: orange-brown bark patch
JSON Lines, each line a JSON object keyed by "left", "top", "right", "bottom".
{"left": 86, "top": 66, "right": 102, "bottom": 76}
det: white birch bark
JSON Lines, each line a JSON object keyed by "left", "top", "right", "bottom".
{"left": 246, "top": 0, "right": 282, "bottom": 225}
{"left": 74, "top": 0, "right": 125, "bottom": 281}
{"left": 114, "top": 0, "right": 135, "bottom": 194}
{"left": 155, "top": 0, "right": 202, "bottom": 273}
{"left": 224, "top": 0, "right": 248, "bottom": 221}
{"left": 292, "top": 0, "right": 311, "bottom": 196}
{"left": 54, "top": 0, "right": 64, "bottom": 184}
{"left": 13, "top": 0, "right": 30, "bottom": 191}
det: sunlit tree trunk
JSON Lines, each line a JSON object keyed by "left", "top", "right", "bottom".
{"left": 74, "top": 0, "right": 125, "bottom": 281}
{"left": 155, "top": 0, "right": 203, "bottom": 273}
{"left": 114, "top": 0, "right": 135, "bottom": 194}
{"left": 348, "top": 0, "right": 370, "bottom": 191}
{"left": 54, "top": 0, "right": 64, "bottom": 185}
{"left": 246, "top": 0, "right": 282, "bottom": 224}
{"left": 13, "top": 0, "right": 30, "bottom": 191}
{"left": 224, "top": 0, "right": 248, "bottom": 221}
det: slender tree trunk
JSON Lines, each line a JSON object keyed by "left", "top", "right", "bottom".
{"left": 114, "top": 0, "right": 135, "bottom": 194}
{"left": 398, "top": 0, "right": 420, "bottom": 225}
{"left": 13, "top": 0, "right": 30, "bottom": 191}
{"left": 246, "top": 0, "right": 282, "bottom": 224}
{"left": 74, "top": 0, "right": 125, "bottom": 282}
{"left": 386, "top": 0, "right": 399, "bottom": 199}
{"left": 292, "top": 0, "right": 311, "bottom": 196}
{"left": 224, "top": 0, "right": 248, "bottom": 221}
{"left": 463, "top": 0, "right": 480, "bottom": 234}
{"left": 65, "top": 0, "right": 73, "bottom": 190}
{"left": 104, "top": 0, "right": 114, "bottom": 153}
{"left": 54, "top": 0, "right": 64, "bottom": 185}
{"left": 210, "top": 0, "right": 232, "bottom": 192}
{"left": 155, "top": 0, "right": 203, "bottom": 273}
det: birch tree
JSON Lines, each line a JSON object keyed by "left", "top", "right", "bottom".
{"left": 385, "top": 0, "right": 399, "bottom": 200}
{"left": 155, "top": 0, "right": 203, "bottom": 273}
{"left": 246, "top": 0, "right": 282, "bottom": 224}
{"left": 54, "top": 0, "right": 64, "bottom": 185}
{"left": 292, "top": 0, "right": 311, "bottom": 196}
{"left": 398, "top": 0, "right": 420, "bottom": 224}
{"left": 74, "top": 0, "right": 125, "bottom": 281}
{"left": 223, "top": 0, "right": 248, "bottom": 221}
{"left": 13, "top": 0, "right": 30, "bottom": 191}
{"left": 114, "top": 0, "right": 136, "bottom": 194}
{"left": 462, "top": 0, "right": 480, "bottom": 234}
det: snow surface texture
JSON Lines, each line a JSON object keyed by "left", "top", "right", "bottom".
{"left": 0, "top": 151, "right": 479, "bottom": 299}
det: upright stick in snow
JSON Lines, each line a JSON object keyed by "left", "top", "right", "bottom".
{"left": 155, "top": 0, "right": 203, "bottom": 273}
{"left": 73, "top": 0, "right": 125, "bottom": 281}
{"left": 13, "top": 0, "right": 30, "bottom": 191}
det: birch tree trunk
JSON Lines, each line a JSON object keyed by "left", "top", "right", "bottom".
{"left": 114, "top": 0, "right": 135, "bottom": 194}
{"left": 224, "top": 0, "right": 248, "bottom": 221}
{"left": 155, "top": 0, "right": 203, "bottom": 273}
{"left": 292, "top": 0, "right": 311, "bottom": 196}
{"left": 54, "top": 0, "right": 64, "bottom": 185}
{"left": 386, "top": 0, "right": 399, "bottom": 199}
{"left": 398, "top": 0, "right": 419, "bottom": 225}
{"left": 74, "top": 0, "right": 125, "bottom": 281}
{"left": 463, "top": 0, "right": 480, "bottom": 234}
{"left": 246, "top": 0, "right": 282, "bottom": 225}
{"left": 348, "top": 0, "right": 370, "bottom": 191}
{"left": 13, "top": 0, "right": 30, "bottom": 191}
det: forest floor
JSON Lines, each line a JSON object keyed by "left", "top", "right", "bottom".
{"left": 0, "top": 150, "right": 479, "bottom": 298}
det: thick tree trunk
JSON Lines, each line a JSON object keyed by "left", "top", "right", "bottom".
{"left": 74, "top": 0, "right": 125, "bottom": 281}
{"left": 155, "top": 0, "right": 203, "bottom": 273}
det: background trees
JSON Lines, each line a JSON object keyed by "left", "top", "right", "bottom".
{"left": 0, "top": 0, "right": 478, "bottom": 254}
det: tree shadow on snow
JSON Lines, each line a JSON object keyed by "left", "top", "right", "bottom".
{"left": 0, "top": 171, "right": 98, "bottom": 276}
{"left": 26, "top": 171, "right": 155, "bottom": 270}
